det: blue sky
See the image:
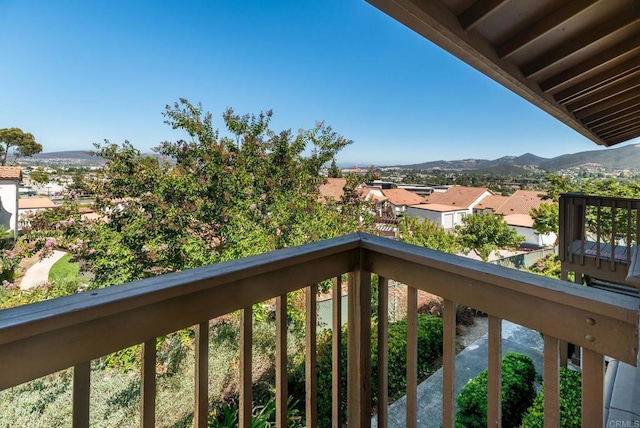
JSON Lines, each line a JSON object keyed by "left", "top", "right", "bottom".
{"left": 1, "top": 1, "right": 635, "bottom": 166}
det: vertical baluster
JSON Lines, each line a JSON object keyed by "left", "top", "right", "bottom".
{"left": 332, "top": 276, "right": 342, "bottom": 427}
{"left": 141, "top": 339, "right": 156, "bottom": 428}
{"left": 487, "top": 316, "right": 502, "bottom": 427}
{"left": 579, "top": 197, "right": 586, "bottom": 266}
{"left": 442, "top": 300, "right": 456, "bottom": 428}
{"left": 611, "top": 200, "right": 617, "bottom": 271}
{"left": 377, "top": 276, "right": 389, "bottom": 428}
{"left": 543, "top": 335, "right": 560, "bottom": 427}
{"left": 596, "top": 202, "right": 601, "bottom": 268}
{"left": 559, "top": 194, "right": 568, "bottom": 263}
{"left": 627, "top": 201, "right": 632, "bottom": 266}
{"left": 240, "top": 307, "right": 253, "bottom": 428}
{"left": 276, "top": 295, "right": 288, "bottom": 428}
{"left": 406, "top": 286, "right": 418, "bottom": 428}
{"left": 347, "top": 270, "right": 372, "bottom": 428}
{"left": 306, "top": 284, "right": 318, "bottom": 428}
{"left": 582, "top": 349, "right": 604, "bottom": 426}
{"left": 195, "top": 322, "right": 209, "bottom": 428}
{"left": 73, "top": 361, "right": 90, "bottom": 428}
{"left": 636, "top": 199, "right": 640, "bottom": 246}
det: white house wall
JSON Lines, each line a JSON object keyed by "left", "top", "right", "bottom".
{"left": 0, "top": 179, "right": 19, "bottom": 234}
{"left": 510, "top": 225, "right": 556, "bottom": 247}
{"left": 406, "top": 206, "right": 467, "bottom": 229}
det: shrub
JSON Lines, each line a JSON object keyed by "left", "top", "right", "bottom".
{"left": 520, "top": 368, "right": 581, "bottom": 428}
{"left": 455, "top": 352, "right": 537, "bottom": 428}
{"left": 298, "top": 314, "right": 443, "bottom": 427}
{"left": 208, "top": 396, "right": 303, "bottom": 428}
{"left": 373, "top": 314, "right": 444, "bottom": 401}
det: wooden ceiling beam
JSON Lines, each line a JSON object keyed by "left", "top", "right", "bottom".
{"left": 604, "top": 125, "right": 640, "bottom": 145}
{"left": 582, "top": 98, "right": 640, "bottom": 126}
{"left": 600, "top": 122, "right": 640, "bottom": 140}
{"left": 458, "top": 0, "right": 509, "bottom": 31}
{"left": 497, "top": 0, "right": 600, "bottom": 60}
{"left": 594, "top": 113, "right": 640, "bottom": 135}
{"left": 522, "top": 13, "right": 640, "bottom": 79}
{"left": 539, "top": 37, "right": 640, "bottom": 92}
{"left": 591, "top": 110, "right": 640, "bottom": 134}
{"left": 553, "top": 56, "right": 640, "bottom": 103}
{"left": 566, "top": 74, "right": 640, "bottom": 112}
{"left": 575, "top": 91, "right": 640, "bottom": 120}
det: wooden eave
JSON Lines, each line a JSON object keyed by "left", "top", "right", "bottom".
{"left": 366, "top": 0, "right": 640, "bottom": 146}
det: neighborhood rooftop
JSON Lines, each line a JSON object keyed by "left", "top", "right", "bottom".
{"left": 425, "top": 185, "right": 489, "bottom": 208}
{"left": 495, "top": 190, "right": 549, "bottom": 216}
{"left": 0, "top": 166, "right": 22, "bottom": 181}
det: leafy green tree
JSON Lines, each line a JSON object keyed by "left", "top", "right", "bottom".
{"left": 530, "top": 202, "right": 558, "bottom": 242}
{"left": 399, "top": 216, "right": 460, "bottom": 254}
{"left": 327, "top": 158, "right": 342, "bottom": 178}
{"left": 30, "top": 167, "right": 49, "bottom": 185}
{"left": 55, "top": 99, "right": 370, "bottom": 287}
{"left": 541, "top": 173, "right": 574, "bottom": 202}
{"left": 0, "top": 128, "right": 43, "bottom": 165}
{"left": 455, "top": 213, "right": 524, "bottom": 262}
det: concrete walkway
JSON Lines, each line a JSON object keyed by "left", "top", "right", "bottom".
{"left": 20, "top": 250, "right": 67, "bottom": 290}
{"left": 372, "top": 320, "right": 544, "bottom": 428}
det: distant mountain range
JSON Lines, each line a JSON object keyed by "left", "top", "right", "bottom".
{"left": 389, "top": 143, "right": 640, "bottom": 172}
{"left": 29, "top": 150, "right": 97, "bottom": 160}
{"left": 23, "top": 143, "right": 640, "bottom": 172}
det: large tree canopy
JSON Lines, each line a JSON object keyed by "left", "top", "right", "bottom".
{"left": 455, "top": 213, "right": 524, "bottom": 262}
{"left": 20, "top": 99, "right": 373, "bottom": 287}
{"left": 0, "top": 128, "right": 43, "bottom": 165}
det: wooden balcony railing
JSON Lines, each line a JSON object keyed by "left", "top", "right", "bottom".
{"left": 559, "top": 193, "right": 640, "bottom": 289}
{"left": 1, "top": 232, "right": 638, "bottom": 427}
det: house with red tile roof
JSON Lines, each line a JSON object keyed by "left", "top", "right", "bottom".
{"left": 0, "top": 166, "right": 22, "bottom": 235}
{"left": 406, "top": 186, "right": 493, "bottom": 228}
{"left": 425, "top": 186, "right": 493, "bottom": 212}
{"left": 318, "top": 177, "right": 347, "bottom": 202}
{"left": 496, "top": 190, "right": 556, "bottom": 247}
{"left": 494, "top": 190, "right": 548, "bottom": 217}
{"left": 380, "top": 188, "right": 426, "bottom": 216}
{"left": 473, "top": 194, "right": 509, "bottom": 214}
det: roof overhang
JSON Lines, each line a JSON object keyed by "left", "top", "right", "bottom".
{"left": 366, "top": 0, "right": 640, "bottom": 146}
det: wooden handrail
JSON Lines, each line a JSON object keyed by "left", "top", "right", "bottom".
{"left": 1, "top": 232, "right": 638, "bottom": 427}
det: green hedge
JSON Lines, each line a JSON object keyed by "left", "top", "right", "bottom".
{"left": 455, "top": 352, "right": 537, "bottom": 428}
{"left": 290, "top": 314, "right": 443, "bottom": 427}
{"left": 520, "top": 368, "right": 581, "bottom": 428}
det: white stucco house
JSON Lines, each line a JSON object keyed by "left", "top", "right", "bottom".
{"left": 380, "top": 188, "right": 426, "bottom": 216}
{"left": 495, "top": 190, "right": 557, "bottom": 248}
{"left": 0, "top": 166, "right": 22, "bottom": 236}
{"left": 406, "top": 203, "right": 468, "bottom": 229}
{"left": 405, "top": 186, "right": 493, "bottom": 228}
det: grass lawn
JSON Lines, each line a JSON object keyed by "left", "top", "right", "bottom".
{"left": 48, "top": 253, "right": 80, "bottom": 283}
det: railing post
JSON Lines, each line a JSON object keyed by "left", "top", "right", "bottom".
{"left": 306, "top": 284, "right": 318, "bottom": 427}
{"left": 194, "top": 322, "right": 209, "bottom": 428}
{"left": 582, "top": 349, "right": 605, "bottom": 427}
{"left": 240, "top": 307, "right": 253, "bottom": 428}
{"left": 72, "top": 361, "right": 90, "bottom": 428}
{"left": 442, "top": 300, "right": 456, "bottom": 428}
{"left": 487, "top": 316, "right": 502, "bottom": 427}
{"left": 406, "top": 286, "right": 418, "bottom": 428}
{"left": 543, "top": 335, "right": 560, "bottom": 427}
{"left": 347, "top": 267, "right": 372, "bottom": 427}
{"left": 558, "top": 194, "right": 568, "bottom": 262}
{"left": 377, "top": 276, "right": 389, "bottom": 428}
{"left": 276, "top": 295, "right": 288, "bottom": 428}
{"left": 141, "top": 339, "right": 156, "bottom": 428}
{"left": 332, "top": 277, "right": 343, "bottom": 427}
